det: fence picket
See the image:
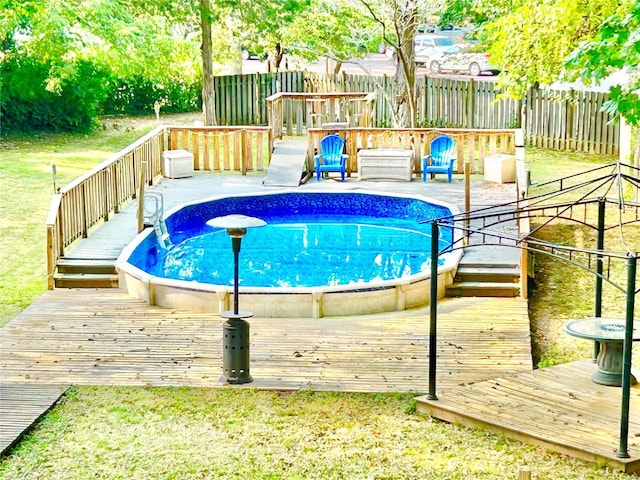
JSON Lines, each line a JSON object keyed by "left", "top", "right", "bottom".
{"left": 205, "top": 71, "right": 617, "bottom": 154}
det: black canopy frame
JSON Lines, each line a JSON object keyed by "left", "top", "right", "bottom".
{"left": 425, "top": 162, "right": 640, "bottom": 458}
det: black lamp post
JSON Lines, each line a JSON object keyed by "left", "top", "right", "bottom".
{"left": 206, "top": 214, "right": 266, "bottom": 384}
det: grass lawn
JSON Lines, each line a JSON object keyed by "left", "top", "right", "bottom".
{"left": 0, "top": 113, "right": 198, "bottom": 326}
{"left": 0, "top": 126, "right": 636, "bottom": 479}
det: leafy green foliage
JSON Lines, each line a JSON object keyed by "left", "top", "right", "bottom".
{"left": 0, "top": 55, "right": 108, "bottom": 133}
{"left": 0, "top": 51, "right": 201, "bottom": 133}
{"left": 0, "top": 0, "right": 203, "bottom": 131}
{"left": 102, "top": 75, "right": 201, "bottom": 116}
{"left": 566, "top": 0, "right": 640, "bottom": 125}
{"left": 281, "top": 1, "right": 380, "bottom": 64}
{"left": 484, "top": 0, "right": 618, "bottom": 98}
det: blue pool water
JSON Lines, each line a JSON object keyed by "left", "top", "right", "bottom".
{"left": 127, "top": 192, "right": 454, "bottom": 288}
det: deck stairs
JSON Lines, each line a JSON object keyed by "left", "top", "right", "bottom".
{"left": 446, "top": 246, "right": 521, "bottom": 298}
{"left": 54, "top": 258, "right": 119, "bottom": 288}
{"left": 53, "top": 191, "right": 168, "bottom": 289}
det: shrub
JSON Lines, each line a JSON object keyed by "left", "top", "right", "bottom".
{"left": 101, "top": 75, "right": 201, "bottom": 116}
{"left": 0, "top": 52, "right": 201, "bottom": 134}
{"left": 0, "top": 55, "right": 110, "bottom": 134}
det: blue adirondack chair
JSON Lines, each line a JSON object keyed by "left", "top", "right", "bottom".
{"left": 314, "top": 134, "right": 348, "bottom": 181}
{"left": 422, "top": 135, "right": 456, "bottom": 183}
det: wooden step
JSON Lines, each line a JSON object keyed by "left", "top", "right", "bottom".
{"left": 454, "top": 266, "right": 520, "bottom": 283}
{"left": 458, "top": 260, "right": 519, "bottom": 269}
{"left": 56, "top": 258, "right": 117, "bottom": 275}
{"left": 446, "top": 281, "right": 520, "bottom": 298}
{"left": 53, "top": 273, "right": 119, "bottom": 289}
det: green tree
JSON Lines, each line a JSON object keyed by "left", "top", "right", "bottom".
{"left": 232, "top": 0, "right": 311, "bottom": 71}
{"left": 358, "top": 0, "right": 444, "bottom": 127}
{"left": 0, "top": 0, "right": 200, "bottom": 91}
{"left": 566, "top": 0, "right": 640, "bottom": 184}
{"left": 0, "top": 0, "right": 315, "bottom": 126}
{"left": 0, "top": 0, "right": 203, "bottom": 129}
{"left": 281, "top": 0, "right": 382, "bottom": 74}
{"left": 481, "top": 0, "right": 617, "bottom": 98}
{"left": 566, "top": 0, "right": 640, "bottom": 125}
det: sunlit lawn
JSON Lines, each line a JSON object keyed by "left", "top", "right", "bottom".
{"left": 0, "top": 388, "right": 631, "bottom": 480}
{"left": 0, "top": 128, "right": 636, "bottom": 479}
{"left": 0, "top": 113, "right": 199, "bottom": 326}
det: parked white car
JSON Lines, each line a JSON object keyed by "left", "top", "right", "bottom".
{"left": 426, "top": 45, "right": 499, "bottom": 76}
{"left": 414, "top": 34, "right": 456, "bottom": 66}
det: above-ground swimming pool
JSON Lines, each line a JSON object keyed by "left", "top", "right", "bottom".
{"left": 117, "top": 190, "right": 462, "bottom": 318}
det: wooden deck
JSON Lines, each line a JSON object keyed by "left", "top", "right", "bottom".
{"left": 1, "top": 290, "right": 531, "bottom": 390}
{"left": 1, "top": 289, "right": 532, "bottom": 454}
{"left": 0, "top": 383, "right": 66, "bottom": 455}
{"left": 2, "top": 289, "right": 639, "bottom": 472}
{"left": 417, "top": 360, "right": 640, "bottom": 473}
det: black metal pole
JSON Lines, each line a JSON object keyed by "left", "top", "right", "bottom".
{"left": 428, "top": 221, "right": 439, "bottom": 400}
{"left": 618, "top": 255, "right": 637, "bottom": 459}
{"left": 594, "top": 199, "right": 605, "bottom": 361}
{"left": 232, "top": 236, "right": 241, "bottom": 315}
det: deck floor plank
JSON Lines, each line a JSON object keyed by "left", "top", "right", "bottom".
{"left": 0, "top": 383, "right": 67, "bottom": 455}
{"left": 416, "top": 360, "right": 640, "bottom": 473}
{"left": 1, "top": 290, "right": 532, "bottom": 455}
{"left": 4, "top": 287, "right": 639, "bottom": 472}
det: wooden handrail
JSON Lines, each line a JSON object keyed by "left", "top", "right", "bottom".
{"left": 266, "top": 92, "right": 376, "bottom": 141}
{"left": 45, "top": 125, "right": 276, "bottom": 289}
{"left": 307, "top": 127, "right": 518, "bottom": 177}
{"left": 45, "top": 127, "right": 166, "bottom": 289}
{"left": 60, "top": 126, "right": 165, "bottom": 193}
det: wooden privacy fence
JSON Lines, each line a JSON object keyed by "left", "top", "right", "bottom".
{"left": 418, "top": 77, "right": 522, "bottom": 130}
{"left": 212, "top": 70, "right": 619, "bottom": 154}
{"left": 307, "top": 127, "right": 517, "bottom": 176}
{"left": 45, "top": 125, "right": 273, "bottom": 288}
{"left": 214, "top": 71, "right": 305, "bottom": 125}
{"left": 523, "top": 87, "right": 619, "bottom": 154}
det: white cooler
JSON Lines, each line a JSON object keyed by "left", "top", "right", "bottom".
{"left": 484, "top": 153, "right": 516, "bottom": 183}
{"left": 163, "top": 149, "right": 194, "bottom": 178}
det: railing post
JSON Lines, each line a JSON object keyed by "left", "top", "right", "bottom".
{"left": 594, "top": 198, "right": 605, "bottom": 361}
{"left": 241, "top": 129, "right": 248, "bottom": 175}
{"left": 428, "top": 221, "right": 439, "bottom": 400}
{"left": 103, "top": 169, "right": 110, "bottom": 222}
{"left": 137, "top": 161, "right": 147, "bottom": 233}
{"left": 518, "top": 467, "right": 531, "bottom": 480}
{"left": 464, "top": 160, "right": 470, "bottom": 241}
{"left": 618, "top": 255, "right": 637, "bottom": 459}
{"left": 81, "top": 183, "right": 89, "bottom": 238}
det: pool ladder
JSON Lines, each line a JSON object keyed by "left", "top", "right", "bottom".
{"left": 143, "top": 192, "right": 172, "bottom": 249}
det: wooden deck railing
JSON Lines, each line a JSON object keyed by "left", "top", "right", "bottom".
{"left": 45, "top": 125, "right": 273, "bottom": 289}
{"left": 267, "top": 92, "right": 376, "bottom": 140}
{"left": 166, "top": 126, "right": 273, "bottom": 173}
{"left": 45, "top": 126, "right": 165, "bottom": 288}
{"left": 46, "top": 122, "right": 519, "bottom": 290}
{"left": 307, "top": 127, "right": 517, "bottom": 176}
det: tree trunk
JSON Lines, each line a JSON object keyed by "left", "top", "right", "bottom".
{"left": 634, "top": 127, "right": 640, "bottom": 202}
{"left": 391, "top": 2, "right": 417, "bottom": 127}
{"left": 200, "top": 0, "right": 216, "bottom": 126}
{"left": 272, "top": 43, "right": 289, "bottom": 71}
